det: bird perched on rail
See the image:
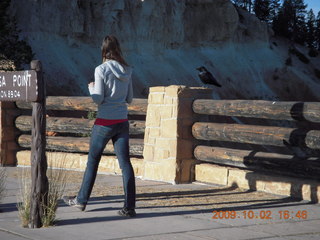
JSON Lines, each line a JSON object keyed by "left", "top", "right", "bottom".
{"left": 196, "top": 66, "right": 222, "bottom": 87}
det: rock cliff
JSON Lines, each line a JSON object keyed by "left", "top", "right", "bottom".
{"left": 9, "top": 0, "right": 320, "bottom": 100}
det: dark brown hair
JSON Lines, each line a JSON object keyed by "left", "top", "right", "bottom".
{"left": 101, "top": 35, "right": 128, "bottom": 66}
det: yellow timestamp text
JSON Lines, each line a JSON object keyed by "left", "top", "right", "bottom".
{"left": 212, "top": 210, "right": 308, "bottom": 220}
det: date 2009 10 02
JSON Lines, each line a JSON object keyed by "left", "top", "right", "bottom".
{"left": 212, "top": 210, "right": 308, "bottom": 220}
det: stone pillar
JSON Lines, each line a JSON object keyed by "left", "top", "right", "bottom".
{"left": 143, "top": 85, "right": 213, "bottom": 183}
{"left": 0, "top": 102, "right": 20, "bottom": 165}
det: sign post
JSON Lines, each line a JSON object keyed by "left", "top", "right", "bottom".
{"left": 29, "top": 60, "right": 48, "bottom": 228}
{"left": 0, "top": 60, "right": 48, "bottom": 228}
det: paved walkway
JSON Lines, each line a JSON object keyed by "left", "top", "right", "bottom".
{"left": 0, "top": 166, "right": 320, "bottom": 240}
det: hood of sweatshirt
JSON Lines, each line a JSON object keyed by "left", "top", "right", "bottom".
{"left": 106, "top": 60, "right": 132, "bottom": 81}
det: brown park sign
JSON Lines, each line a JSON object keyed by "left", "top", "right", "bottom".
{"left": 0, "top": 70, "right": 39, "bottom": 102}
{"left": 1, "top": 61, "right": 48, "bottom": 228}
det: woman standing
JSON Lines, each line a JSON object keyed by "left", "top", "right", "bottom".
{"left": 63, "top": 35, "right": 136, "bottom": 217}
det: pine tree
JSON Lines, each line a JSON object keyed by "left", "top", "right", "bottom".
{"left": 254, "top": 0, "right": 271, "bottom": 22}
{"left": 291, "top": 0, "right": 307, "bottom": 45}
{"left": 272, "top": 0, "right": 293, "bottom": 38}
{"left": 232, "top": 0, "right": 253, "bottom": 12}
{"left": 0, "top": 0, "right": 33, "bottom": 70}
{"left": 272, "top": 0, "right": 307, "bottom": 45}
{"left": 306, "top": 9, "right": 316, "bottom": 48}
{"left": 232, "top": 0, "right": 241, "bottom": 5}
{"left": 246, "top": 0, "right": 254, "bottom": 12}
{"left": 269, "top": 0, "right": 281, "bottom": 21}
{"left": 0, "top": 0, "right": 11, "bottom": 36}
{"left": 316, "top": 11, "right": 320, "bottom": 50}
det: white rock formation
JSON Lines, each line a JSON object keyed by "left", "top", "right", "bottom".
{"left": 9, "top": 0, "right": 320, "bottom": 100}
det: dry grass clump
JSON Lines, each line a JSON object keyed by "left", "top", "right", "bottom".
{"left": 0, "top": 167, "right": 6, "bottom": 203}
{"left": 17, "top": 168, "right": 31, "bottom": 227}
{"left": 17, "top": 152, "right": 71, "bottom": 227}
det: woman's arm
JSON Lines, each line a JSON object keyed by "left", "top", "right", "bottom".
{"left": 126, "top": 78, "right": 133, "bottom": 104}
{"left": 89, "top": 66, "right": 104, "bottom": 104}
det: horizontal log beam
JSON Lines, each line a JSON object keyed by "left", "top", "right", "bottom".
{"left": 15, "top": 116, "right": 145, "bottom": 135}
{"left": 18, "top": 135, "right": 143, "bottom": 156}
{"left": 194, "top": 146, "right": 320, "bottom": 179}
{"left": 16, "top": 97, "right": 147, "bottom": 115}
{"left": 193, "top": 99, "right": 320, "bottom": 123}
{"left": 192, "top": 122, "right": 320, "bottom": 149}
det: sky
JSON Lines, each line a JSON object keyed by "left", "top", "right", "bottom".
{"left": 304, "top": 0, "right": 320, "bottom": 14}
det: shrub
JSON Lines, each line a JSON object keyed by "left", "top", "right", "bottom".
{"left": 289, "top": 48, "right": 310, "bottom": 64}
{"left": 87, "top": 111, "right": 97, "bottom": 120}
{"left": 308, "top": 48, "right": 319, "bottom": 58}
{"left": 315, "top": 68, "right": 320, "bottom": 80}
{"left": 272, "top": 74, "right": 279, "bottom": 81}
{"left": 285, "top": 57, "right": 292, "bottom": 66}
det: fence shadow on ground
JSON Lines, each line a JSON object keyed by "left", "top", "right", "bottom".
{"left": 243, "top": 102, "right": 320, "bottom": 203}
{"left": 56, "top": 184, "right": 311, "bottom": 226}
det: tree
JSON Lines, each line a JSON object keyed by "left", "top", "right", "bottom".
{"left": 316, "top": 11, "right": 320, "bottom": 50}
{"left": 272, "top": 0, "right": 293, "bottom": 38}
{"left": 269, "top": 0, "right": 281, "bottom": 21}
{"left": 0, "top": 0, "right": 33, "bottom": 70}
{"left": 232, "top": 0, "right": 253, "bottom": 12}
{"left": 292, "top": 0, "right": 308, "bottom": 45}
{"left": 306, "top": 9, "right": 316, "bottom": 48}
{"left": 272, "top": 0, "right": 307, "bottom": 45}
{"left": 254, "top": 0, "right": 271, "bottom": 22}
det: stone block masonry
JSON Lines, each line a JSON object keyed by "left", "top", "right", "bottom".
{"left": 143, "top": 85, "right": 213, "bottom": 184}
{"left": 17, "top": 150, "right": 144, "bottom": 178}
{"left": 195, "top": 163, "right": 320, "bottom": 203}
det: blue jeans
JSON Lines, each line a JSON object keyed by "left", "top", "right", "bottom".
{"left": 77, "top": 121, "right": 136, "bottom": 209}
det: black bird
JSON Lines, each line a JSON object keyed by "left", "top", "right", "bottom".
{"left": 196, "top": 66, "right": 222, "bottom": 87}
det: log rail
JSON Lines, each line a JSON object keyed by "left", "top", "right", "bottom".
{"left": 17, "top": 97, "right": 147, "bottom": 115}
{"left": 16, "top": 116, "right": 145, "bottom": 136}
{"left": 192, "top": 122, "right": 320, "bottom": 149}
{"left": 192, "top": 99, "right": 320, "bottom": 180}
{"left": 18, "top": 135, "right": 143, "bottom": 156}
{"left": 15, "top": 96, "right": 147, "bottom": 157}
{"left": 193, "top": 100, "right": 320, "bottom": 122}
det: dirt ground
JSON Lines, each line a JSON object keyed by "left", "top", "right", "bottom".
{"left": 8, "top": 166, "right": 292, "bottom": 214}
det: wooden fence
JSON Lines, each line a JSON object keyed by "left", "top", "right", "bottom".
{"left": 5, "top": 86, "right": 320, "bottom": 201}
{"left": 11, "top": 93, "right": 320, "bottom": 185}
{"left": 15, "top": 97, "right": 147, "bottom": 157}
{"left": 192, "top": 100, "right": 320, "bottom": 181}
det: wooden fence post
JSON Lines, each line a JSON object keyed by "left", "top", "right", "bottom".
{"left": 29, "top": 60, "right": 48, "bottom": 228}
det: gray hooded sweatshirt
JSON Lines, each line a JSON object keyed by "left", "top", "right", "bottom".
{"left": 88, "top": 60, "right": 133, "bottom": 119}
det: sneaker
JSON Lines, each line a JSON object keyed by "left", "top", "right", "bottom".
{"left": 62, "top": 196, "right": 86, "bottom": 211}
{"left": 118, "top": 207, "right": 136, "bottom": 217}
